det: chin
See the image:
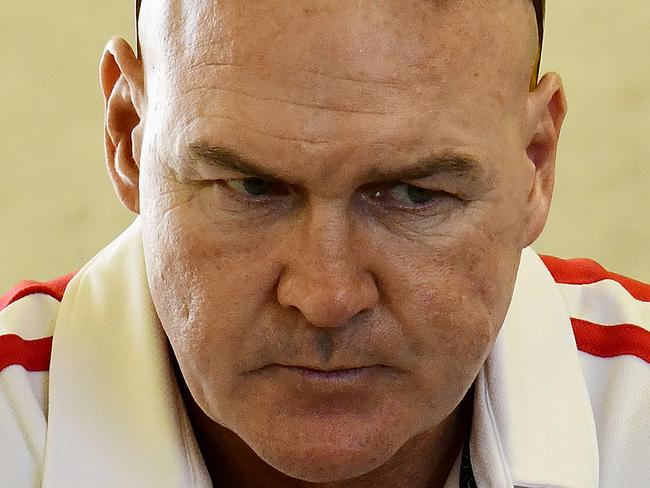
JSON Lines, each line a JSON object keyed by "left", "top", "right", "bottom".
{"left": 257, "top": 440, "right": 397, "bottom": 483}
{"left": 238, "top": 414, "right": 410, "bottom": 483}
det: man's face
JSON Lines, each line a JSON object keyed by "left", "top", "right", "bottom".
{"left": 136, "top": 0, "right": 545, "bottom": 482}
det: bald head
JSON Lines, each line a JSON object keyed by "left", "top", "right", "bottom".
{"left": 135, "top": 0, "right": 544, "bottom": 51}
{"left": 136, "top": 0, "right": 540, "bottom": 108}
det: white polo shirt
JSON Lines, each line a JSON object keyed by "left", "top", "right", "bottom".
{"left": 1, "top": 219, "right": 648, "bottom": 487}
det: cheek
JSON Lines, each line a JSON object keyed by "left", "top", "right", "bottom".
{"left": 141, "top": 184, "right": 278, "bottom": 413}
{"left": 404, "top": 282, "right": 497, "bottom": 404}
{"left": 380, "top": 227, "right": 519, "bottom": 408}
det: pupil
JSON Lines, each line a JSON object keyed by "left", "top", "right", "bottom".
{"left": 407, "top": 186, "right": 434, "bottom": 204}
{"left": 243, "top": 178, "right": 274, "bottom": 196}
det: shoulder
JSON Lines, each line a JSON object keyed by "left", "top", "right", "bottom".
{"left": 539, "top": 255, "right": 649, "bottom": 362}
{"left": 0, "top": 273, "right": 75, "bottom": 488}
{"left": 540, "top": 254, "right": 649, "bottom": 301}
{"left": 540, "top": 255, "right": 650, "bottom": 485}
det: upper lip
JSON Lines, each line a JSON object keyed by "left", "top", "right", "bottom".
{"left": 276, "top": 364, "right": 377, "bottom": 372}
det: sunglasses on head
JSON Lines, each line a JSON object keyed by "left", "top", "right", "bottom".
{"left": 134, "top": 0, "right": 545, "bottom": 87}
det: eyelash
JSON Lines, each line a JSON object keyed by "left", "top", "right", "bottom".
{"left": 217, "top": 177, "right": 456, "bottom": 214}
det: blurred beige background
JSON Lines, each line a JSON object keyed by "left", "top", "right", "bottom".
{"left": 1, "top": 1, "right": 648, "bottom": 292}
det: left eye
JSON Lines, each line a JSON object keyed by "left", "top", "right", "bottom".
{"left": 375, "top": 183, "right": 447, "bottom": 208}
{"left": 224, "top": 178, "right": 288, "bottom": 198}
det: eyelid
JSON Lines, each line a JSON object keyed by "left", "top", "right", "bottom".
{"left": 361, "top": 182, "right": 458, "bottom": 214}
{"left": 219, "top": 177, "right": 293, "bottom": 202}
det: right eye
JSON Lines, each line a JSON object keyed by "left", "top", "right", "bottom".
{"left": 222, "top": 177, "right": 290, "bottom": 200}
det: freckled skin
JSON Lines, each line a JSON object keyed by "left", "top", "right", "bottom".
{"left": 101, "top": 0, "right": 567, "bottom": 486}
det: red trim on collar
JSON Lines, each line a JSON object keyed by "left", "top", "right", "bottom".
{"left": 540, "top": 255, "right": 650, "bottom": 303}
{"left": 572, "top": 318, "right": 650, "bottom": 364}
{"left": 0, "top": 335, "right": 53, "bottom": 372}
{"left": 0, "top": 272, "right": 76, "bottom": 312}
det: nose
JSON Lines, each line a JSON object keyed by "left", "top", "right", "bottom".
{"left": 276, "top": 207, "right": 379, "bottom": 329}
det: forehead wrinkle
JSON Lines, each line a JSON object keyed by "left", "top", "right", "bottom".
{"left": 186, "top": 60, "right": 411, "bottom": 90}
{"left": 183, "top": 78, "right": 391, "bottom": 116}
{"left": 175, "top": 60, "right": 419, "bottom": 124}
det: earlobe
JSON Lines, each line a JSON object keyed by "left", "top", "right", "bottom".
{"left": 100, "top": 37, "right": 144, "bottom": 214}
{"left": 522, "top": 72, "right": 568, "bottom": 247}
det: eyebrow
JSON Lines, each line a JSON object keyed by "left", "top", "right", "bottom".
{"left": 188, "top": 143, "right": 485, "bottom": 183}
{"left": 189, "top": 143, "right": 281, "bottom": 180}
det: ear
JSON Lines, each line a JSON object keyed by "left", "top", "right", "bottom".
{"left": 521, "top": 72, "right": 568, "bottom": 247}
{"left": 100, "top": 37, "right": 145, "bottom": 214}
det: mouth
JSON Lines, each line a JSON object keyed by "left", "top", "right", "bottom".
{"left": 271, "top": 364, "right": 387, "bottom": 385}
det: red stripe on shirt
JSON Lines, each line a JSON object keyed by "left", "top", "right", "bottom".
{"left": 540, "top": 255, "right": 650, "bottom": 303}
{"left": 0, "top": 273, "right": 74, "bottom": 372}
{"left": 572, "top": 318, "right": 650, "bottom": 364}
{"left": 0, "top": 335, "right": 53, "bottom": 372}
{"left": 0, "top": 272, "right": 76, "bottom": 312}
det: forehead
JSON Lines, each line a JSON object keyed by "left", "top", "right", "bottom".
{"left": 139, "top": 0, "right": 535, "bottom": 175}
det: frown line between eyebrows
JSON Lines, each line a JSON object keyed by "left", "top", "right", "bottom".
{"left": 187, "top": 142, "right": 487, "bottom": 185}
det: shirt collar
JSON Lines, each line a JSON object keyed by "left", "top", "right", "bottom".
{"left": 43, "top": 221, "right": 599, "bottom": 488}
{"left": 44, "top": 218, "right": 212, "bottom": 487}
{"left": 468, "top": 248, "right": 599, "bottom": 488}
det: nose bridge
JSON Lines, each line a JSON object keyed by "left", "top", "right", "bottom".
{"left": 304, "top": 203, "right": 353, "bottom": 265}
{"left": 277, "top": 202, "right": 379, "bottom": 328}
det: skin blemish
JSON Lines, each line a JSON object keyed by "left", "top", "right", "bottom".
{"left": 315, "top": 330, "right": 334, "bottom": 364}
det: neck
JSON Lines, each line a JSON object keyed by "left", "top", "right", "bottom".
{"left": 174, "top": 360, "right": 473, "bottom": 488}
